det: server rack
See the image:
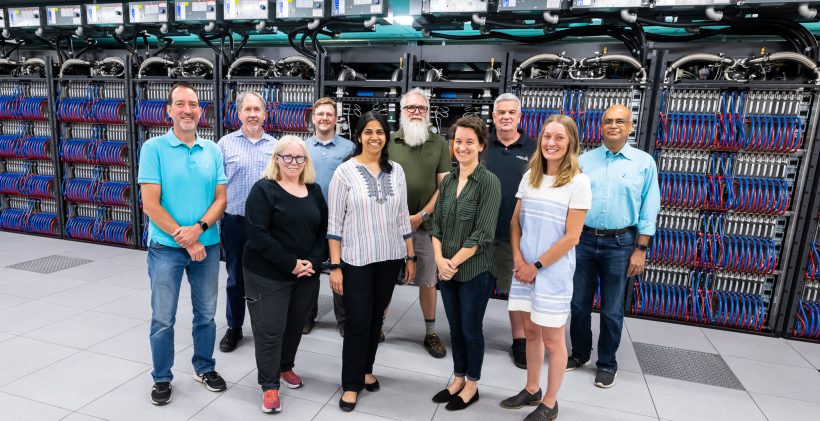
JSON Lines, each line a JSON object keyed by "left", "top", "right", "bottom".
{"left": 55, "top": 55, "right": 139, "bottom": 248}
{"left": 0, "top": 57, "right": 63, "bottom": 238}
{"left": 634, "top": 50, "right": 820, "bottom": 334}
{"left": 133, "top": 52, "right": 221, "bottom": 248}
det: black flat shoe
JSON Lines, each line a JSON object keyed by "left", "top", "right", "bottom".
{"left": 364, "top": 379, "right": 380, "bottom": 392}
{"left": 432, "top": 387, "right": 463, "bottom": 404}
{"left": 445, "top": 389, "right": 479, "bottom": 411}
{"left": 339, "top": 397, "right": 356, "bottom": 412}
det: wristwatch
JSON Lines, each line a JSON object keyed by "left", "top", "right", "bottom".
{"left": 419, "top": 210, "right": 430, "bottom": 222}
{"left": 534, "top": 260, "right": 543, "bottom": 270}
{"left": 197, "top": 220, "right": 209, "bottom": 232}
{"left": 635, "top": 244, "right": 648, "bottom": 251}
{"left": 325, "top": 262, "right": 344, "bottom": 270}
{"left": 405, "top": 255, "right": 418, "bottom": 262}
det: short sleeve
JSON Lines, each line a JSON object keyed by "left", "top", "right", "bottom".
{"left": 515, "top": 170, "right": 531, "bottom": 199}
{"left": 569, "top": 173, "right": 592, "bottom": 210}
{"left": 436, "top": 137, "right": 451, "bottom": 174}
{"left": 137, "top": 140, "right": 160, "bottom": 184}
{"left": 213, "top": 145, "right": 227, "bottom": 184}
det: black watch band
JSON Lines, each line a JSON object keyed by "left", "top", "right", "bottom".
{"left": 534, "top": 260, "right": 543, "bottom": 270}
{"left": 405, "top": 255, "right": 417, "bottom": 262}
{"left": 197, "top": 220, "right": 208, "bottom": 231}
{"left": 635, "top": 244, "right": 648, "bottom": 251}
{"left": 325, "top": 262, "right": 344, "bottom": 270}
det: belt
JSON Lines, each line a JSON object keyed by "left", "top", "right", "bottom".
{"left": 582, "top": 226, "right": 634, "bottom": 237}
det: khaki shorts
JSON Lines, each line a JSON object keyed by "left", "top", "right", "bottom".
{"left": 493, "top": 239, "right": 515, "bottom": 293}
{"left": 409, "top": 230, "right": 438, "bottom": 288}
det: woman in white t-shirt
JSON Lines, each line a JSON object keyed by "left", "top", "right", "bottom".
{"left": 500, "top": 114, "right": 591, "bottom": 420}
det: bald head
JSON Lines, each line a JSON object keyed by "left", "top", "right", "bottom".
{"left": 601, "top": 104, "right": 633, "bottom": 147}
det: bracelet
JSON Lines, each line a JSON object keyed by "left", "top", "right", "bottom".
{"left": 405, "top": 255, "right": 417, "bottom": 262}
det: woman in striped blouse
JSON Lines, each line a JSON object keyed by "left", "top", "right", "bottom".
{"left": 326, "top": 111, "right": 416, "bottom": 412}
{"left": 430, "top": 115, "right": 501, "bottom": 411}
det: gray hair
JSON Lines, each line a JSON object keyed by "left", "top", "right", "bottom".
{"left": 236, "top": 90, "right": 266, "bottom": 111}
{"left": 493, "top": 93, "right": 521, "bottom": 111}
{"left": 400, "top": 88, "right": 430, "bottom": 109}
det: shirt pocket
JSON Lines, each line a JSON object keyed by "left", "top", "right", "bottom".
{"left": 618, "top": 172, "right": 644, "bottom": 198}
{"left": 457, "top": 198, "right": 478, "bottom": 221}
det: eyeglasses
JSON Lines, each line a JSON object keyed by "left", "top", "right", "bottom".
{"left": 277, "top": 154, "right": 307, "bottom": 164}
{"left": 603, "top": 119, "right": 630, "bottom": 127}
{"left": 402, "top": 105, "right": 429, "bottom": 114}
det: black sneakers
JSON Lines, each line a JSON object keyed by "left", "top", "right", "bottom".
{"left": 565, "top": 356, "right": 589, "bottom": 372}
{"left": 500, "top": 388, "right": 542, "bottom": 409}
{"left": 524, "top": 402, "right": 559, "bottom": 421}
{"left": 594, "top": 368, "right": 617, "bottom": 388}
{"left": 511, "top": 338, "right": 527, "bottom": 369}
{"left": 194, "top": 371, "right": 227, "bottom": 392}
{"left": 151, "top": 382, "right": 172, "bottom": 406}
{"left": 219, "top": 327, "right": 243, "bottom": 352}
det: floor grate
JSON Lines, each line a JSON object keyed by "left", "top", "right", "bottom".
{"left": 7, "top": 255, "right": 93, "bottom": 274}
{"left": 633, "top": 342, "right": 745, "bottom": 390}
{"left": 316, "top": 294, "right": 334, "bottom": 319}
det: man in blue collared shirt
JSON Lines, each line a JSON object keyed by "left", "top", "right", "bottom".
{"left": 139, "top": 82, "right": 228, "bottom": 405}
{"left": 217, "top": 91, "right": 277, "bottom": 353}
{"left": 567, "top": 104, "right": 660, "bottom": 388}
{"left": 304, "top": 97, "right": 355, "bottom": 335}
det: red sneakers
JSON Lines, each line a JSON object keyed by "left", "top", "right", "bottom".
{"left": 261, "top": 389, "right": 281, "bottom": 413}
{"left": 280, "top": 370, "right": 304, "bottom": 389}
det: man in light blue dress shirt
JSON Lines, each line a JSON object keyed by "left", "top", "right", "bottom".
{"left": 304, "top": 97, "right": 355, "bottom": 335}
{"left": 217, "top": 91, "right": 277, "bottom": 353}
{"left": 567, "top": 104, "right": 660, "bottom": 388}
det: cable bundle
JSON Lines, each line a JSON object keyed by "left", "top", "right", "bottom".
{"left": 21, "top": 136, "right": 51, "bottom": 160}
{"left": 60, "top": 138, "right": 95, "bottom": 163}
{"left": 95, "top": 141, "right": 129, "bottom": 166}
{"left": 732, "top": 176, "right": 790, "bottom": 214}
{"left": 223, "top": 101, "right": 241, "bottom": 130}
{"left": 657, "top": 113, "right": 719, "bottom": 149}
{"left": 65, "top": 216, "right": 97, "bottom": 240}
{"left": 63, "top": 177, "right": 97, "bottom": 203}
{"left": 710, "top": 290, "right": 766, "bottom": 330}
{"left": 0, "top": 95, "right": 22, "bottom": 119}
{"left": 92, "top": 99, "right": 126, "bottom": 124}
{"left": 520, "top": 108, "right": 561, "bottom": 140}
{"left": 268, "top": 103, "right": 311, "bottom": 132}
{"left": 100, "top": 220, "right": 133, "bottom": 245}
{"left": 579, "top": 109, "right": 603, "bottom": 145}
{"left": 26, "top": 212, "right": 57, "bottom": 235}
{"left": 793, "top": 300, "right": 820, "bottom": 339}
{"left": 631, "top": 278, "right": 691, "bottom": 321}
{"left": 96, "top": 181, "right": 130, "bottom": 206}
{"left": 57, "top": 97, "right": 93, "bottom": 123}
{"left": 808, "top": 240, "right": 820, "bottom": 279}
{"left": 659, "top": 172, "right": 710, "bottom": 208}
{"left": 0, "top": 208, "right": 28, "bottom": 231}
{"left": 136, "top": 99, "right": 212, "bottom": 128}
{"left": 648, "top": 229, "right": 699, "bottom": 266}
{"left": 22, "top": 175, "right": 54, "bottom": 199}
{"left": 20, "top": 97, "right": 48, "bottom": 121}
{"left": 0, "top": 134, "right": 22, "bottom": 158}
{"left": 0, "top": 173, "right": 25, "bottom": 195}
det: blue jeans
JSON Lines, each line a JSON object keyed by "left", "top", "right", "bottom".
{"left": 222, "top": 214, "right": 247, "bottom": 329}
{"left": 569, "top": 230, "right": 634, "bottom": 371}
{"left": 148, "top": 242, "right": 220, "bottom": 382}
{"left": 439, "top": 271, "right": 494, "bottom": 381}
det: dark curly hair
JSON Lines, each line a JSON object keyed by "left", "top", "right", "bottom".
{"left": 353, "top": 111, "right": 393, "bottom": 173}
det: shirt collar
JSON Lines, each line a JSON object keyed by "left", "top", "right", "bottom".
{"left": 452, "top": 162, "right": 487, "bottom": 181}
{"left": 165, "top": 129, "right": 205, "bottom": 149}
{"left": 234, "top": 128, "right": 273, "bottom": 143}
{"left": 603, "top": 142, "right": 634, "bottom": 160}
{"left": 491, "top": 129, "right": 528, "bottom": 148}
{"left": 311, "top": 133, "right": 339, "bottom": 146}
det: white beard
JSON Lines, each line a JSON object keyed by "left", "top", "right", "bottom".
{"left": 400, "top": 115, "right": 430, "bottom": 147}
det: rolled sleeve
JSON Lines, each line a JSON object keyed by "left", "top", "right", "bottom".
{"left": 429, "top": 178, "right": 448, "bottom": 241}
{"left": 637, "top": 160, "right": 661, "bottom": 236}
{"left": 461, "top": 175, "right": 501, "bottom": 251}
{"left": 326, "top": 169, "right": 347, "bottom": 240}
{"left": 395, "top": 165, "right": 413, "bottom": 239}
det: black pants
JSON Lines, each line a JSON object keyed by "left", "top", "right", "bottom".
{"left": 341, "top": 259, "right": 402, "bottom": 392}
{"left": 244, "top": 269, "right": 319, "bottom": 391}
{"left": 222, "top": 214, "right": 247, "bottom": 329}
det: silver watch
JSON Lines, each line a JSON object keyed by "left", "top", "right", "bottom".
{"left": 419, "top": 210, "right": 430, "bottom": 222}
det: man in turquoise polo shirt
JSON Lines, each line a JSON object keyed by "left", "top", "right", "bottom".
{"left": 138, "top": 82, "right": 228, "bottom": 406}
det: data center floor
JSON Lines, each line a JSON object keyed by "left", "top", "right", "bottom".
{"left": 0, "top": 231, "right": 819, "bottom": 421}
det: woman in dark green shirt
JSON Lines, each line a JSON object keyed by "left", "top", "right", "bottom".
{"left": 430, "top": 115, "right": 501, "bottom": 411}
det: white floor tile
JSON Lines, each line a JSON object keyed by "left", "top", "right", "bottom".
{"left": 238, "top": 349, "right": 343, "bottom": 405}
{"left": 624, "top": 318, "right": 716, "bottom": 353}
{"left": 429, "top": 382, "right": 526, "bottom": 421}
{"left": 313, "top": 404, "right": 399, "bottom": 421}
{"left": 0, "top": 337, "right": 78, "bottom": 387}
{"left": 78, "top": 371, "right": 222, "bottom": 421}
{"left": 645, "top": 375, "right": 765, "bottom": 421}
{"left": 94, "top": 291, "right": 153, "bottom": 321}
{"left": 24, "top": 311, "right": 144, "bottom": 349}
{"left": 0, "top": 292, "right": 30, "bottom": 311}
{"left": 0, "top": 391, "right": 70, "bottom": 420}
{"left": 190, "top": 383, "right": 324, "bottom": 420}
{"left": 89, "top": 323, "right": 193, "bottom": 365}
{"left": 751, "top": 392, "right": 820, "bottom": 421}
{"left": 565, "top": 313, "right": 642, "bottom": 373}
{"left": 96, "top": 249, "right": 147, "bottom": 270}
{"left": 0, "top": 300, "right": 85, "bottom": 335}
{"left": 787, "top": 339, "right": 820, "bottom": 370}
{"left": 0, "top": 275, "right": 89, "bottom": 300}
{"left": 55, "top": 261, "right": 135, "bottom": 283}
{"left": 724, "top": 357, "right": 820, "bottom": 403}
{"left": 0, "top": 331, "right": 13, "bottom": 342}
{"left": 61, "top": 413, "right": 108, "bottom": 421}
{"left": 94, "top": 269, "right": 150, "bottom": 291}
{"left": 703, "top": 329, "right": 813, "bottom": 368}
{"left": 555, "top": 400, "right": 660, "bottom": 420}
{"left": 40, "top": 284, "right": 141, "bottom": 310}
{"left": 1, "top": 351, "right": 148, "bottom": 411}
{"left": 171, "top": 327, "right": 256, "bottom": 383}
{"left": 372, "top": 329, "right": 455, "bottom": 378}
{"left": 558, "top": 367, "right": 657, "bottom": 417}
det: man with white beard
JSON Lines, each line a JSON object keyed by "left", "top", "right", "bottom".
{"left": 388, "top": 88, "right": 452, "bottom": 359}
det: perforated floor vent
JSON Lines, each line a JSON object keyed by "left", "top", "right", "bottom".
{"left": 633, "top": 342, "right": 745, "bottom": 390}
{"left": 316, "top": 294, "right": 334, "bottom": 319}
{"left": 7, "top": 255, "right": 93, "bottom": 274}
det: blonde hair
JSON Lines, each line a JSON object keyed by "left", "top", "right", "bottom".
{"left": 528, "top": 114, "right": 581, "bottom": 189}
{"left": 261, "top": 135, "right": 316, "bottom": 185}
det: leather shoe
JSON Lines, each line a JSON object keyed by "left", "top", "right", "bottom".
{"left": 337, "top": 322, "right": 345, "bottom": 338}
{"left": 219, "top": 328, "right": 242, "bottom": 352}
{"left": 364, "top": 379, "right": 380, "bottom": 392}
{"left": 339, "top": 396, "right": 357, "bottom": 412}
{"left": 445, "top": 389, "right": 479, "bottom": 411}
{"left": 432, "top": 386, "right": 463, "bottom": 404}
{"left": 302, "top": 318, "right": 315, "bottom": 335}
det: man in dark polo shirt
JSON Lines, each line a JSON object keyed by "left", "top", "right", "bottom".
{"left": 388, "top": 88, "right": 452, "bottom": 359}
{"left": 484, "top": 93, "right": 535, "bottom": 369}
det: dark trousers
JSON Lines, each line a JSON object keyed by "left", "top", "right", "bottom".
{"left": 341, "top": 259, "right": 402, "bottom": 392}
{"left": 222, "top": 214, "right": 247, "bottom": 329}
{"left": 244, "top": 269, "right": 319, "bottom": 391}
{"left": 569, "top": 230, "right": 635, "bottom": 371}
{"left": 439, "top": 271, "right": 494, "bottom": 381}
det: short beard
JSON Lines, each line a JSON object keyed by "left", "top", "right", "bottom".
{"left": 400, "top": 115, "right": 430, "bottom": 147}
